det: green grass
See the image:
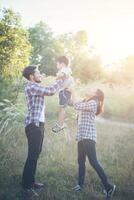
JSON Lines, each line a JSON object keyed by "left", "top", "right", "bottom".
{"left": 0, "top": 112, "right": 134, "bottom": 199}
{"left": 75, "top": 81, "right": 134, "bottom": 123}
{"left": 0, "top": 79, "right": 134, "bottom": 199}
{"left": 44, "top": 77, "right": 134, "bottom": 123}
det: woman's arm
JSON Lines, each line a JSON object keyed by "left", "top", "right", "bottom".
{"left": 74, "top": 100, "right": 97, "bottom": 112}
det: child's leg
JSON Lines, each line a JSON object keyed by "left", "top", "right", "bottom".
{"left": 52, "top": 90, "right": 68, "bottom": 132}
{"left": 58, "top": 89, "right": 71, "bottom": 126}
{"left": 69, "top": 86, "right": 76, "bottom": 102}
{"left": 83, "top": 139, "right": 112, "bottom": 191}
{"left": 58, "top": 107, "right": 65, "bottom": 127}
{"left": 77, "top": 140, "right": 86, "bottom": 187}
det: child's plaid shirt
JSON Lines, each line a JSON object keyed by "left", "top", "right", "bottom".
{"left": 24, "top": 80, "right": 63, "bottom": 127}
{"left": 74, "top": 100, "right": 97, "bottom": 142}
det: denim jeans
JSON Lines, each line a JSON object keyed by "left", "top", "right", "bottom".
{"left": 22, "top": 122, "right": 44, "bottom": 189}
{"left": 59, "top": 89, "right": 71, "bottom": 107}
{"left": 78, "top": 139, "right": 112, "bottom": 191}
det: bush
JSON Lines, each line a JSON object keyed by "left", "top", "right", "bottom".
{"left": 0, "top": 96, "right": 25, "bottom": 136}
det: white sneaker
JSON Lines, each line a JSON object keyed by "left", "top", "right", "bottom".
{"left": 105, "top": 185, "right": 116, "bottom": 199}
{"left": 52, "top": 123, "right": 66, "bottom": 133}
{"left": 73, "top": 184, "right": 82, "bottom": 192}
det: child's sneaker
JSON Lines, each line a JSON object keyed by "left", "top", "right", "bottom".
{"left": 105, "top": 185, "right": 116, "bottom": 199}
{"left": 73, "top": 184, "right": 82, "bottom": 192}
{"left": 22, "top": 188, "right": 39, "bottom": 198}
{"left": 52, "top": 123, "right": 66, "bottom": 133}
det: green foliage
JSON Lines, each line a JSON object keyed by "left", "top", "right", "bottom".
{"left": 0, "top": 78, "right": 14, "bottom": 101}
{"left": 28, "top": 25, "right": 103, "bottom": 81}
{"left": 0, "top": 76, "right": 24, "bottom": 102}
{"left": 55, "top": 30, "right": 88, "bottom": 57}
{"left": 103, "top": 85, "right": 134, "bottom": 122}
{"left": 57, "top": 31, "right": 103, "bottom": 82}
{"left": 72, "top": 50, "right": 103, "bottom": 83}
{"left": 55, "top": 32, "right": 75, "bottom": 57}
{"left": 0, "top": 8, "right": 31, "bottom": 80}
{"left": 74, "top": 30, "right": 88, "bottom": 47}
{"left": 122, "top": 55, "right": 134, "bottom": 82}
{"left": 0, "top": 96, "right": 25, "bottom": 135}
{"left": 28, "top": 21, "right": 58, "bottom": 75}
{"left": 103, "top": 55, "right": 134, "bottom": 85}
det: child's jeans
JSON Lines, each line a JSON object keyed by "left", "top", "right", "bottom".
{"left": 59, "top": 89, "right": 71, "bottom": 107}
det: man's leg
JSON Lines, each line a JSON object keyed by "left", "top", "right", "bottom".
{"left": 58, "top": 89, "right": 71, "bottom": 126}
{"left": 58, "top": 107, "right": 65, "bottom": 127}
{"left": 31, "top": 122, "right": 45, "bottom": 189}
{"left": 22, "top": 123, "right": 42, "bottom": 189}
{"left": 39, "top": 122, "right": 44, "bottom": 154}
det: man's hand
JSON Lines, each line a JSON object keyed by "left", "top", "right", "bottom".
{"left": 56, "top": 72, "right": 67, "bottom": 81}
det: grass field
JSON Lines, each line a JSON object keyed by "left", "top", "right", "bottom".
{"left": 0, "top": 121, "right": 134, "bottom": 200}
{"left": 0, "top": 79, "right": 134, "bottom": 200}
{"left": 44, "top": 77, "right": 134, "bottom": 123}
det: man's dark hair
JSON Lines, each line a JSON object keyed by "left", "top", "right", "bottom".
{"left": 57, "top": 56, "right": 69, "bottom": 66}
{"left": 22, "top": 65, "right": 37, "bottom": 80}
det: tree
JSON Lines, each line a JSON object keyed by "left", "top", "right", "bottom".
{"left": 122, "top": 55, "right": 134, "bottom": 83}
{"left": 0, "top": 8, "right": 31, "bottom": 79}
{"left": 28, "top": 22, "right": 58, "bottom": 75}
{"left": 72, "top": 51, "right": 103, "bottom": 83}
{"left": 28, "top": 25, "right": 103, "bottom": 81}
{"left": 74, "top": 30, "right": 88, "bottom": 47}
{"left": 70, "top": 31, "right": 103, "bottom": 82}
{"left": 0, "top": 8, "right": 31, "bottom": 101}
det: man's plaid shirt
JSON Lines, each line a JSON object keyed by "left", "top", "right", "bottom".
{"left": 24, "top": 80, "right": 63, "bottom": 127}
{"left": 74, "top": 100, "right": 97, "bottom": 142}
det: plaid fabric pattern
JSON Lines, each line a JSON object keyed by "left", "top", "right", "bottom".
{"left": 74, "top": 100, "right": 97, "bottom": 142}
{"left": 24, "top": 80, "right": 63, "bottom": 127}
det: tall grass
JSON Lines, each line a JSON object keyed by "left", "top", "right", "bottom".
{"left": 43, "top": 77, "right": 134, "bottom": 122}
{"left": 71, "top": 80, "right": 134, "bottom": 123}
{"left": 0, "top": 94, "right": 25, "bottom": 136}
{"left": 0, "top": 78, "right": 134, "bottom": 199}
{"left": 0, "top": 114, "right": 134, "bottom": 199}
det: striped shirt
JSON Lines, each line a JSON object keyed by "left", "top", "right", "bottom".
{"left": 24, "top": 80, "right": 63, "bottom": 127}
{"left": 74, "top": 100, "right": 97, "bottom": 142}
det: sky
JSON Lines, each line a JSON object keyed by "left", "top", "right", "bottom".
{"left": 1, "top": 0, "right": 134, "bottom": 65}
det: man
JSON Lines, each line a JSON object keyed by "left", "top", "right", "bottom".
{"left": 22, "top": 65, "right": 64, "bottom": 198}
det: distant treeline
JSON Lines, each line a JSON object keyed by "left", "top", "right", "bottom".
{"left": 0, "top": 8, "right": 134, "bottom": 100}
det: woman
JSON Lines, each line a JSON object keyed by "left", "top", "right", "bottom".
{"left": 71, "top": 88, "right": 116, "bottom": 199}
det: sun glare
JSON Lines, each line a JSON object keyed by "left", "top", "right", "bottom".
{"left": 88, "top": 21, "right": 134, "bottom": 66}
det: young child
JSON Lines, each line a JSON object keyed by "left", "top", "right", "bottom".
{"left": 52, "top": 56, "right": 74, "bottom": 133}
{"left": 71, "top": 88, "right": 116, "bottom": 199}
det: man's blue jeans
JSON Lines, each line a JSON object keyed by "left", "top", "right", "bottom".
{"left": 22, "top": 122, "right": 44, "bottom": 189}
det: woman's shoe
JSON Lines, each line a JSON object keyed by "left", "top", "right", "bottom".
{"left": 73, "top": 184, "right": 82, "bottom": 192}
{"left": 105, "top": 185, "right": 116, "bottom": 199}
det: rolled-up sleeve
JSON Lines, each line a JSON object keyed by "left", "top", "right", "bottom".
{"left": 30, "top": 80, "right": 63, "bottom": 96}
{"left": 74, "top": 100, "right": 97, "bottom": 112}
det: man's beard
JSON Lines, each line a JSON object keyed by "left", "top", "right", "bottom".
{"left": 35, "top": 79, "right": 41, "bottom": 83}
